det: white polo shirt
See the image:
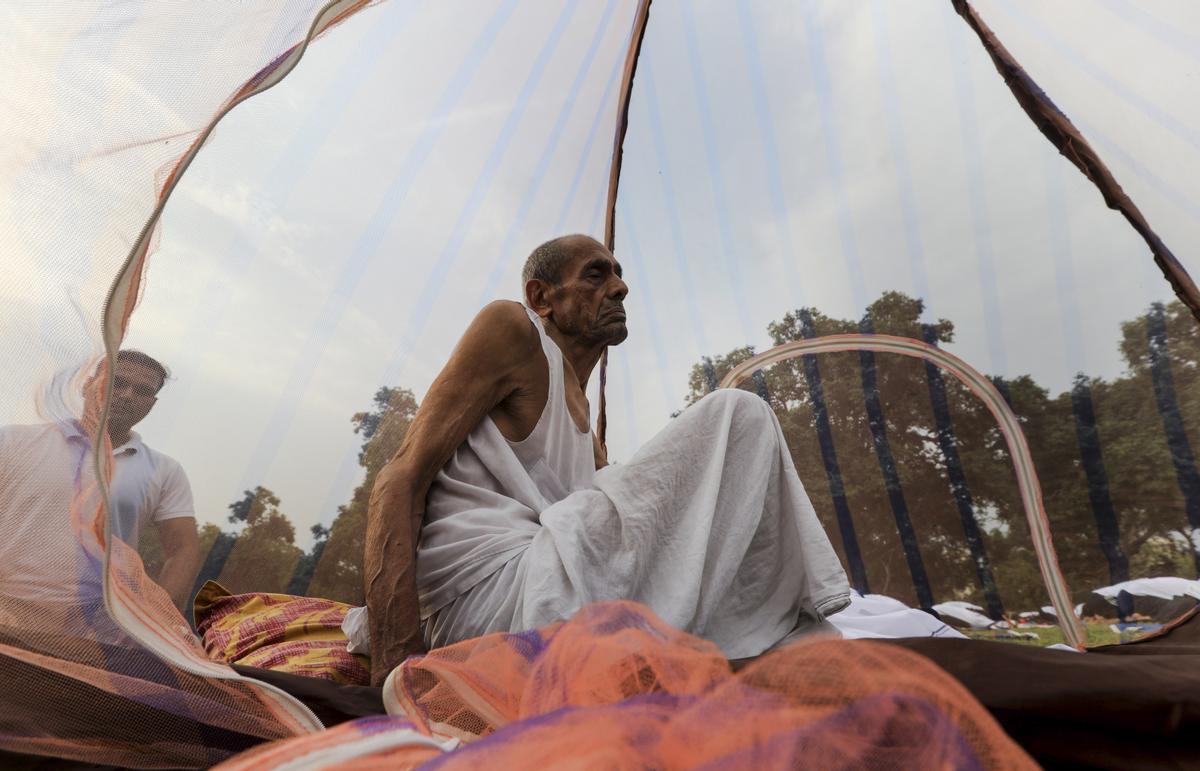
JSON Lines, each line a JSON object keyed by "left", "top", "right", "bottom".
{"left": 0, "top": 421, "right": 194, "bottom": 602}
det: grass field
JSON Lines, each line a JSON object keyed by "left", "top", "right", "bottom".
{"left": 964, "top": 622, "right": 1142, "bottom": 647}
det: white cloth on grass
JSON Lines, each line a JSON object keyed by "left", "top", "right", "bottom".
{"left": 932, "top": 600, "right": 996, "bottom": 631}
{"left": 1095, "top": 577, "right": 1200, "bottom": 602}
{"left": 834, "top": 592, "right": 966, "bottom": 640}
{"left": 346, "top": 307, "right": 850, "bottom": 659}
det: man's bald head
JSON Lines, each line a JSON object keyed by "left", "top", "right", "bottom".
{"left": 522, "top": 234, "right": 628, "bottom": 347}
{"left": 521, "top": 234, "right": 605, "bottom": 292}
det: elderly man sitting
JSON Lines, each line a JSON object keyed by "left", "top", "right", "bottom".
{"left": 358, "top": 235, "right": 849, "bottom": 684}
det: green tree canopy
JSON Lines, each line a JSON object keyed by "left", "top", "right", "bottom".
{"left": 305, "top": 386, "right": 419, "bottom": 604}
{"left": 215, "top": 486, "right": 304, "bottom": 595}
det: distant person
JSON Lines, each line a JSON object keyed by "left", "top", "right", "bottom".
{"left": 358, "top": 235, "right": 848, "bottom": 684}
{"left": 0, "top": 350, "right": 200, "bottom": 608}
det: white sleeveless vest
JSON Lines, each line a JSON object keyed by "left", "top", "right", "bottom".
{"left": 416, "top": 306, "right": 595, "bottom": 618}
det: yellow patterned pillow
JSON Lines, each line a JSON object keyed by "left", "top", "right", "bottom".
{"left": 194, "top": 581, "right": 369, "bottom": 685}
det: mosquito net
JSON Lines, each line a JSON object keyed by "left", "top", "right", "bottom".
{"left": 1, "top": 0, "right": 1198, "bottom": 767}
{"left": 213, "top": 602, "right": 1036, "bottom": 769}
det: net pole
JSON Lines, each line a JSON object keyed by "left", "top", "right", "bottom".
{"left": 951, "top": 0, "right": 1200, "bottom": 325}
{"left": 597, "top": 0, "right": 653, "bottom": 448}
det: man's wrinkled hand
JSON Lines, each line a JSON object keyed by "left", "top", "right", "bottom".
{"left": 364, "top": 458, "right": 426, "bottom": 690}
{"left": 370, "top": 657, "right": 394, "bottom": 689}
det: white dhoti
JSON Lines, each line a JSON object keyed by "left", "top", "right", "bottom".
{"left": 421, "top": 389, "right": 850, "bottom": 659}
{"left": 344, "top": 308, "right": 849, "bottom": 659}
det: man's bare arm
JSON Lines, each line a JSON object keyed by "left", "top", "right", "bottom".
{"left": 365, "top": 301, "right": 539, "bottom": 685}
{"left": 155, "top": 517, "right": 201, "bottom": 609}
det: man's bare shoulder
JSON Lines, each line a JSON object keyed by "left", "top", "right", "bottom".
{"left": 474, "top": 300, "right": 534, "bottom": 331}
{"left": 422, "top": 302, "right": 543, "bottom": 437}
{"left": 457, "top": 301, "right": 540, "bottom": 369}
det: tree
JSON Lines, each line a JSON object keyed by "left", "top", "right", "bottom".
{"left": 213, "top": 486, "right": 304, "bottom": 594}
{"left": 683, "top": 293, "right": 1200, "bottom": 613}
{"left": 687, "top": 293, "right": 986, "bottom": 607}
{"left": 285, "top": 523, "right": 331, "bottom": 596}
{"left": 183, "top": 388, "right": 420, "bottom": 605}
{"left": 180, "top": 293, "right": 1197, "bottom": 618}
{"left": 305, "top": 387, "right": 419, "bottom": 603}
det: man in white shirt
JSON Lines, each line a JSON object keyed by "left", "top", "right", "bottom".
{"left": 0, "top": 350, "right": 201, "bottom": 608}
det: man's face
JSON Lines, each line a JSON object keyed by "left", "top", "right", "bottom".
{"left": 545, "top": 239, "right": 629, "bottom": 347}
{"left": 88, "top": 360, "right": 162, "bottom": 435}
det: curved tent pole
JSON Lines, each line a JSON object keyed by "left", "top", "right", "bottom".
{"left": 951, "top": 0, "right": 1200, "bottom": 324}
{"left": 597, "top": 0, "right": 654, "bottom": 449}
{"left": 720, "top": 335, "right": 1088, "bottom": 651}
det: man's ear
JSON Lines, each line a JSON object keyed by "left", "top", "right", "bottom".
{"left": 525, "top": 279, "right": 554, "bottom": 319}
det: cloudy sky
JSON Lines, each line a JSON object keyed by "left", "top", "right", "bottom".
{"left": 3, "top": 1, "right": 1198, "bottom": 547}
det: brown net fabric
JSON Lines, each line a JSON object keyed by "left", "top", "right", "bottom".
{"left": 390, "top": 602, "right": 1035, "bottom": 769}
{"left": 225, "top": 601, "right": 1034, "bottom": 769}
{"left": 387, "top": 603, "right": 729, "bottom": 741}
{"left": 211, "top": 716, "right": 446, "bottom": 771}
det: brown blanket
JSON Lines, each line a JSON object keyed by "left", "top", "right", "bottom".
{"left": 889, "top": 609, "right": 1200, "bottom": 770}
